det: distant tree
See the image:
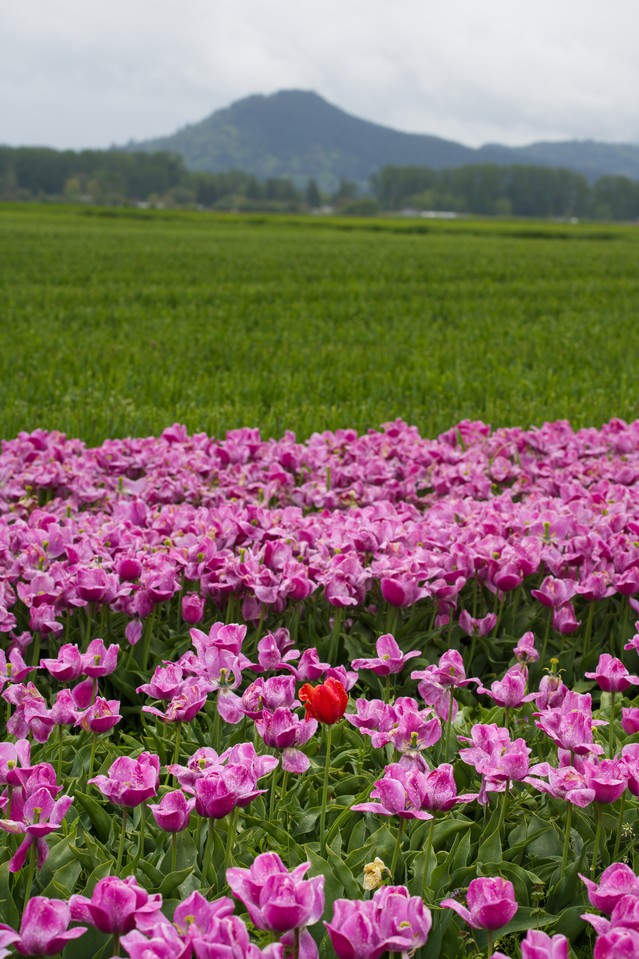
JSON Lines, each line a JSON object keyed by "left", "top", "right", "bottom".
{"left": 305, "top": 178, "right": 321, "bottom": 207}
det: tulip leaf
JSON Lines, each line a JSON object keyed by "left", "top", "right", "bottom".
{"left": 0, "top": 862, "right": 19, "bottom": 929}
{"left": 39, "top": 858, "right": 82, "bottom": 899}
{"left": 74, "top": 790, "right": 113, "bottom": 845}
{"left": 477, "top": 827, "right": 502, "bottom": 865}
{"left": 325, "top": 843, "right": 360, "bottom": 898}
{"left": 159, "top": 865, "right": 194, "bottom": 898}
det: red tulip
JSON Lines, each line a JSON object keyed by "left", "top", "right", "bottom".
{"left": 299, "top": 678, "right": 348, "bottom": 725}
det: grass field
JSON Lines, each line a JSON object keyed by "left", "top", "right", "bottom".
{"left": 1, "top": 204, "right": 639, "bottom": 445}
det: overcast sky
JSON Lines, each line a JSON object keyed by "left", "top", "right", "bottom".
{"left": 2, "top": 0, "right": 638, "bottom": 152}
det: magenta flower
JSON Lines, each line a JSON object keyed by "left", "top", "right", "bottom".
{"left": 241, "top": 675, "right": 298, "bottom": 719}
{"left": 525, "top": 763, "right": 595, "bottom": 808}
{"left": 459, "top": 610, "right": 498, "bottom": 637}
{"left": 513, "top": 631, "right": 539, "bottom": 664}
{"left": 390, "top": 710, "right": 442, "bottom": 769}
{"left": 136, "top": 662, "right": 186, "bottom": 700}
{"left": 441, "top": 876, "right": 518, "bottom": 930}
{"left": 593, "top": 928, "right": 639, "bottom": 957}
{"left": 520, "top": 929, "right": 568, "bottom": 959}
{"left": 255, "top": 707, "right": 318, "bottom": 773}
{"left": 351, "top": 633, "right": 420, "bottom": 676}
{"left": 89, "top": 752, "right": 160, "bottom": 807}
{"left": 0, "top": 786, "right": 73, "bottom": 872}
{"left": 75, "top": 696, "right": 121, "bottom": 734}
{"left": 351, "top": 763, "right": 435, "bottom": 821}
{"left": 0, "top": 930, "right": 20, "bottom": 959}
{"left": 3, "top": 682, "right": 55, "bottom": 743}
{"left": 324, "top": 886, "right": 432, "bottom": 959}
{"left": 195, "top": 763, "right": 267, "bottom": 819}
{"left": 534, "top": 691, "right": 606, "bottom": 757}
{"left": 181, "top": 592, "right": 205, "bottom": 624}
{"left": 148, "top": 790, "right": 196, "bottom": 832}
{"left": 142, "top": 680, "right": 209, "bottom": 724}
{"left": 0, "top": 897, "right": 86, "bottom": 956}
{"left": 227, "top": 852, "right": 325, "bottom": 933}
{"left": 70, "top": 875, "right": 164, "bottom": 935}
{"left": 580, "top": 863, "right": 639, "bottom": 913}
{"left": 622, "top": 708, "right": 639, "bottom": 735}
{"left": 581, "top": 758, "right": 628, "bottom": 805}
{"left": 414, "top": 649, "right": 475, "bottom": 688}
{"left": 40, "top": 643, "right": 85, "bottom": 682}
{"left": 585, "top": 654, "right": 639, "bottom": 693}
{"left": 476, "top": 666, "right": 536, "bottom": 709}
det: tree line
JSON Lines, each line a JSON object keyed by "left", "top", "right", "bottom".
{"left": 1, "top": 145, "right": 638, "bottom": 220}
{"left": 371, "top": 164, "right": 639, "bottom": 220}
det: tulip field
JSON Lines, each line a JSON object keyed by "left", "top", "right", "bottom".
{"left": 3, "top": 208, "right": 639, "bottom": 958}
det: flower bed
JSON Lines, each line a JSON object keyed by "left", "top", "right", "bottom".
{"left": 2, "top": 418, "right": 639, "bottom": 958}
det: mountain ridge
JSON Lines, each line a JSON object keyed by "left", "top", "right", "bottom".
{"left": 122, "top": 90, "right": 639, "bottom": 193}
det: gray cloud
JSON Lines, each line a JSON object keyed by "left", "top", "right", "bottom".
{"left": 1, "top": 0, "right": 638, "bottom": 150}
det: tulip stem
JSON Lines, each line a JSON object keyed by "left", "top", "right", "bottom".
{"left": 328, "top": 607, "right": 343, "bottom": 666}
{"left": 390, "top": 817, "right": 404, "bottom": 879}
{"left": 591, "top": 803, "right": 603, "bottom": 880}
{"left": 201, "top": 819, "right": 216, "bottom": 890}
{"left": 487, "top": 930, "right": 493, "bottom": 957}
{"left": 561, "top": 802, "right": 573, "bottom": 873}
{"left": 613, "top": 791, "right": 626, "bottom": 861}
{"left": 540, "top": 607, "right": 553, "bottom": 665}
{"left": 444, "top": 692, "right": 455, "bottom": 762}
{"left": 213, "top": 699, "right": 221, "bottom": 755}
{"left": 320, "top": 724, "right": 332, "bottom": 858}
{"left": 137, "top": 803, "right": 146, "bottom": 863}
{"left": 112, "top": 934, "right": 121, "bottom": 957}
{"left": 172, "top": 722, "right": 182, "bottom": 770}
{"left": 23, "top": 838, "right": 37, "bottom": 903}
{"left": 225, "top": 806, "right": 239, "bottom": 872}
{"left": 270, "top": 763, "right": 279, "bottom": 822}
{"left": 171, "top": 832, "right": 177, "bottom": 874}
{"left": 88, "top": 732, "right": 98, "bottom": 782}
{"left": 116, "top": 807, "right": 128, "bottom": 874}
{"left": 608, "top": 690, "right": 616, "bottom": 757}
{"left": 423, "top": 815, "right": 436, "bottom": 898}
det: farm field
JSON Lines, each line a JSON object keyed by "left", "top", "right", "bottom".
{"left": 2, "top": 205, "right": 639, "bottom": 959}
{"left": 1, "top": 204, "right": 639, "bottom": 445}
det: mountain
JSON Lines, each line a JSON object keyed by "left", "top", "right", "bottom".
{"left": 123, "top": 90, "right": 639, "bottom": 193}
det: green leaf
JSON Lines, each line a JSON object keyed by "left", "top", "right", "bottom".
{"left": 0, "top": 861, "right": 19, "bottom": 929}
{"left": 74, "top": 790, "right": 113, "bottom": 845}
{"left": 477, "top": 827, "right": 502, "bottom": 866}
{"left": 159, "top": 866, "right": 194, "bottom": 898}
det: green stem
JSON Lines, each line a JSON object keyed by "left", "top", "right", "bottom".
{"left": 269, "top": 761, "right": 279, "bottom": 821}
{"left": 115, "top": 807, "right": 128, "bottom": 874}
{"left": 225, "top": 806, "right": 239, "bottom": 872}
{"left": 496, "top": 781, "right": 510, "bottom": 836}
{"left": 201, "top": 819, "right": 216, "bottom": 888}
{"left": 320, "top": 724, "right": 333, "bottom": 858}
{"left": 390, "top": 817, "right": 404, "bottom": 879}
{"left": 213, "top": 700, "right": 221, "bottom": 756}
{"left": 487, "top": 930, "right": 493, "bottom": 958}
{"left": 111, "top": 933, "right": 121, "bottom": 957}
{"left": 613, "top": 791, "right": 627, "bottom": 862}
{"left": 540, "top": 607, "right": 553, "bottom": 665}
{"left": 31, "top": 631, "right": 41, "bottom": 668}
{"left": 561, "top": 802, "right": 573, "bottom": 873}
{"left": 137, "top": 803, "right": 146, "bottom": 862}
{"left": 139, "top": 605, "right": 157, "bottom": 675}
{"left": 423, "top": 815, "right": 436, "bottom": 898}
{"left": 88, "top": 732, "right": 98, "bottom": 782}
{"left": 171, "top": 832, "right": 177, "bottom": 875}
{"left": 584, "top": 601, "right": 595, "bottom": 658}
{"left": 23, "top": 832, "right": 38, "bottom": 903}
{"left": 444, "top": 691, "right": 455, "bottom": 762}
{"left": 328, "top": 608, "right": 343, "bottom": 665}
{"left": 591, "top": 803, "right": 603, "bottom": 880}
{"left": 57, "top": 726, "right": 64, "bottom": 780}
{"left": 609, "top": 690, "right": 617, "bottom": 757}
{"left": 171, "top": 723, "right": 182, "bottom": 771}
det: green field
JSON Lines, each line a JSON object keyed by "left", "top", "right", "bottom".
{"left": 2, "top": 204, "right": 639, "bottom": 445}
